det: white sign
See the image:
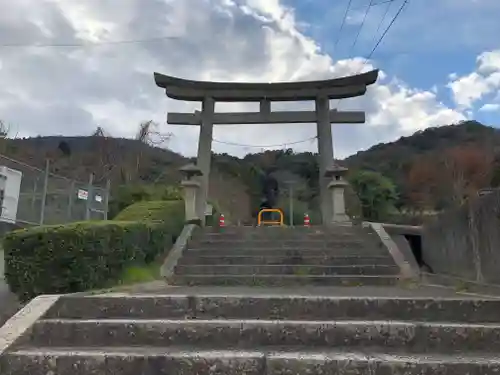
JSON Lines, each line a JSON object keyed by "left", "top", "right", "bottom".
{"left": 77, "top": 189, "right": 88, "bottom": 200}
{"left": 0, "top": 166, "right": 22, "bottom": 224}
{"left": 204, "top": 204, "right": 213, "bottom": 216}
{"left": 95, "top": 194, "right": 102, "bottom": 203}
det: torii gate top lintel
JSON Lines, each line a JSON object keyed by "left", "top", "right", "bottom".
{"left": 153, "top": 69, "right": 379, "bottom": 102}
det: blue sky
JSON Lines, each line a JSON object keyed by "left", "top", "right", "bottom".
{"left": 0, "top": 0, "right": 499, "bottom": 157}
{"left": 283, "top": 0, "right": 500, "bottom": 125}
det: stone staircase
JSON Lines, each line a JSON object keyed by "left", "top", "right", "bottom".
{"left": 3, "top": 224, "right": 500, "bottom": 374}
{"left": 3, "top": 289, "right": 500, "bottom": 374}
{"left": 172, "top": 225, "right": 402, "bottom": 286}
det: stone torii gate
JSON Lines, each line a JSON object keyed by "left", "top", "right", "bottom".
{"left": 154, "top": 70, "right": 378, "bottom": 225}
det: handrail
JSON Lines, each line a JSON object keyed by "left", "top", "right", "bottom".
{"left": 257, "top": 208, "right": 284, "bottom": 226}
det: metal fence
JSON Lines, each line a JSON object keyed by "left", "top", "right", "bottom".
{"left": 0, "top": 154, "right": 110, "bottom": 226}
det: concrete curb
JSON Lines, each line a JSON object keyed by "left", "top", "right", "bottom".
{"left": 0, "top": 295, "right": 60, "bottom": 355}
{"left": 367, "top": 222, "right": 419, "bottom": 281}
{"left": 422, "top": 272, "right": 500, "bottom": 297}
{"left": 160, "top": 224, "right": 197, "bottom": 281}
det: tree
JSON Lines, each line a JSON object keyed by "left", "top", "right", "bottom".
{"left": 406, "top": 156, "right": 437, "bottom": 212}
{"left": 90, "top": 126, "right": 115, "bottom": 180}
{"left": 406, "top": 146, "right": 493, "bottom": 210}
{"left": 440, "top": 146, "right": 492, "bottom": 205}
{"left": 348, "top": 170, "right": 398, "bottom": 221}
{"left": 134, "top": 120, "right": 173, "bottom": 180}
{"left": 0, "top": 119, "right": 16, "bottom": 153}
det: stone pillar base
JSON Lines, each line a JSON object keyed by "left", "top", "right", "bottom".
{"left": 332, "top": 213, "right": 352, "bottom": 224}
{"left": 327, "top": 180, "right": 352, "bottom": 226}
{"left": 181, "top": 180, "right": 200, "bottom": 222}
{"left": 179, "top": 164, "right": 203, "bottom": 223}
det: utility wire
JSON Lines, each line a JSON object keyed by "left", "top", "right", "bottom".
{"left": 351, "top": 0, "right": 395, "bottom": 10}
{"left": 212, "top": 136, "right": 317, "bottom": 148}
{"left": 337, "top": 0, "right": 410, "bottom": 108}
{"left": 0, "top": 35, "right": 180, "bottom": 48}
{"left": 364, "top": 0, "right": 409, "bottom": 62}
{"left": 332, "top": 0, "right": 354, "bottom": 51}
{"left": 348, "top": 0, "right": 376, "bottom": 56}
{"left": 371, "top": 0, "right": 394, "bottom": 43}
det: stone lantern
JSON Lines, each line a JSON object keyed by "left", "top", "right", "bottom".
{"left": 324, "top": 164, "right": 351, "bottom": 224}
{"left": 179, "top": 163, "right": 203, "bottom": 222}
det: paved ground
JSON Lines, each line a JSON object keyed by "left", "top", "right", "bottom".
{"left": 93, "top": 280, "right": 500, "bottom": 299}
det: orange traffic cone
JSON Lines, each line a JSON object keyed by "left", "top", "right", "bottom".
{"left": 304, "top": 213, "right": 310, "bottom": 227}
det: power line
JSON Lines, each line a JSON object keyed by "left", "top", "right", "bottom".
{"left": 364, "top": 0, "right": 409, "bottom": 62}
{"left": 337, "top": 0, "right": 410, "bottom": 108}
{"left": 372, "top": 0, "right": 394, "bottom": 41}
{"left": 348, "top": 0, "right": 376, "bottom": 56}
{"left": 332, "top": 0, "right": 354, "bottom": 52}
{"left": 0, "top": 35, "right": 180, "bottom": 48}
{"left": 212, "top": 136, "right": 317, "bottom": 148}
{"left": 351, "top": 0, "right": 395, "bottom": 10}
{"left": 334, "top": 0, "right": 396, "bottom": 53}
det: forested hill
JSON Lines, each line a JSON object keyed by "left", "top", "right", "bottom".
{"left": 344, "top": 120, "right": 500, "bottom": 187}
{"left": 1, "top": 120, "right": 498, "bottom": 221}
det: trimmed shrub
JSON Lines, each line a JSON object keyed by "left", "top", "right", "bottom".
{"left": 115, "top": 200, "right": 184, "bottom": 221}
{"left": 108, "top": 184, "right": 183, "bottom": 219}
{"left": 3, "top": 220, "right": 170, "bottom": 302}
{"left": 114, "top": 200, "right": 185, "bottom": 241}
{"left": 115, "top": 199, "right": 219, "bottom": 232}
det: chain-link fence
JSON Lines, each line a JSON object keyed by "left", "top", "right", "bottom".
{"left": 0, "top": 154, "right": 110, "bottom": 226}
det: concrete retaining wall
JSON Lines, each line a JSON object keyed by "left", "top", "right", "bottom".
{"left": 422, "top": 191, "right": 500, "bottom": 284}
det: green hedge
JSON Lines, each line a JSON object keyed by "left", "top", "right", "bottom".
{"left": 114, "top": 200, "right": 185, "bottom": 241}
{"left": 3, "top": 220, "right": 170, "bottom": 302}
{"left": 114, "top": 199, "right": 219, "bottom": 230}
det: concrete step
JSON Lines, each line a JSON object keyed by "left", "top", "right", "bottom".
{"left": 201, "top": 231, "right": 360, "bottom": 237}
{"left": 190, "top": 239, "right": 372, "bottom": 249}
{"left": 184, "top": 248, "right": 388, "bottom": 257}
{"left": 5, "top": 347, "right": 500, "bottom": 374}
{"left": 174, "top": 264, "right": 400, "bottom": 276}
{"left": 22, "top": 318, "right": 500, "bottom": 353}
{"left": 177, "top": 254, "right": 396, "bottom": 266}
{"left": 203, "top": 225, "right": 367, "bottom": 235}
{"left": 171, "top": 274, "right": 399, "bottom": 287}
{"left": 196, "top": 232, "right": 365, "bottom": 241}
{"left": 45, "top": 294, "right": 500, "bottom": 322}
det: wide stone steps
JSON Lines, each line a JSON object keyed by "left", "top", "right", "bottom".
{"left": 200, "top": 225, "right": 365, "bottom": 236}
{"left": 184, "top": 247, "right": 388, "bottom": 257}
{"left": 22, "top": 318, "right": 500, "bottom": 353}
{"left": 7, "top": 347, "right": 500, "bottom": 375}
{"left": 197, "top": 232, "right": 362, "bottom": 240}
{"left": 5, "top": 294, "right": 500, "bottom": 374}
{"left": 174, "top": 224, "right": 394, "bottom": 287}
{"left": 189, "top": 239, "right": 371, "bottom": 250}
{"left": 177, "top": 254, "right": 396, "bottom": 266}
{"left": 170, "top": 274, "right": 399, "bottom": 286}
{"left": 174, "top": 264, "right": 400, "bottom": 276}
{"left": 46, "top": 294, "right": 500, "bottom": 322}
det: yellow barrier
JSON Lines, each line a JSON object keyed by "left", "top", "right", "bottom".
{"left": 257, "top": 208, "right": 284, "bottom": 226}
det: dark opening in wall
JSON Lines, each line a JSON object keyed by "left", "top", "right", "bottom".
{"left": 404, "top": 233, "right": 433, "bottom": 273}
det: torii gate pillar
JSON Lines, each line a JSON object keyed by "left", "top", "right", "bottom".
{"left": 316, "top": 96, "right": 334, "bottom": 225}
{"left": 195, "top": 97, "right": 215, "bottom": 222}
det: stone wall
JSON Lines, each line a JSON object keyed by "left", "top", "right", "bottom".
{"left": 422, "top": 190, "right": 500, "bottom": 284}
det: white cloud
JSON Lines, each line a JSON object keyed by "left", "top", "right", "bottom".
{"left": 0, "top": 0, "right": 468, "bottom": 160}
{"left": 448, "top": 50, "right": 500, "bottom": 109}
{"left": 479, "top": 103, "right": 500, "bottom": 112}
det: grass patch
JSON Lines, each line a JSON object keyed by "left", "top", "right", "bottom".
{"left": 116, "top": 262, "right": 161, "bottom": 286}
